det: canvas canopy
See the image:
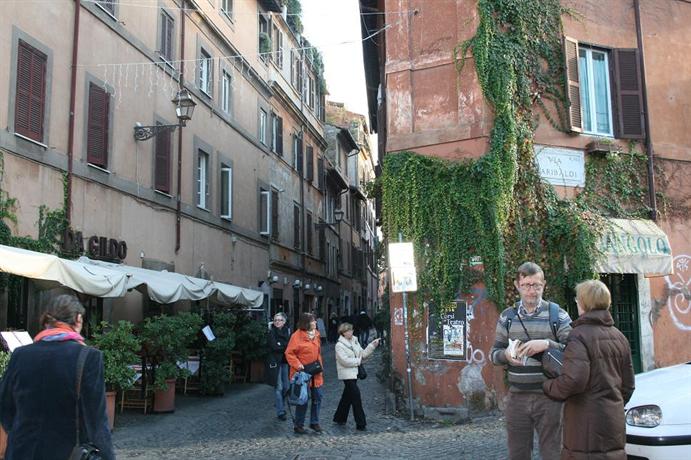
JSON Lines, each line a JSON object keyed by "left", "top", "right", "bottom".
{"left": 594, "top": 218, "right": 673, "bottom": 276}
{"left": 0, "top": 244, "right": 129, "bottom": 297}
{"left": 80, "top": 257, "right": 263, "bottom": 308}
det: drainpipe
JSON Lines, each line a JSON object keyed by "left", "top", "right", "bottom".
{"left": 66, "top": 0, "right": 81, "bottom": 224}
{"left": 175, "top": 0, "right": 186, "bottom": 252}
{"left": 633, "top": 0, "right": 657, "bottom": 221}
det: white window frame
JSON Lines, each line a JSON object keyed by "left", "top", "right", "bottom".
{"left": 220, "top": 164, "right": 232, "bottom": 220}
{"left": 259, "top": 109, "right": 267, "bottom": 144}
{"left": 579, "top": 47, "right": 614, "bottom": 137}
{"left": 260, "top": 189, "right": 271, "bottom": 235}
{"left": 199, "top": 49, "right": 212, "bottom": 96}
{"left": 221, "top": 0, "right": 233, "bottom": 19}
{"left": 271, "top": 114, "right": 278, "bottom": 152}
{"left": 221, "top": 71, "right": 231, "bottom": 114}
{"left": 197, "top": 151, "right": 209, "bottom": 209}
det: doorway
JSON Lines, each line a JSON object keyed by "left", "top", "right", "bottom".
{"left": 600, "top": 273, "right": 642, "bottom": 373}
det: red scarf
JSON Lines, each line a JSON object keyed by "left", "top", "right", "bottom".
{"left": 34, "top": 321, "right": 85, "bottom": 345}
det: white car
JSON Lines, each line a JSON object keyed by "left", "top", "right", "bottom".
{"left": 625, "top": 362, "right": 691, "bottom": 460}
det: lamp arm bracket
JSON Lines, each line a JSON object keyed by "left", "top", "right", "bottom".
{"left": 133, "top": 123, "right": 181, "bottom": 141}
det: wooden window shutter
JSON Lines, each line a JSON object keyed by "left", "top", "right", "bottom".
{"left": 87, "top": 83, "right": 109, "bottom": 167}
{"left": 271, "top": 190, "right": 279, "bottom": 240}
{"left": 15, "top": 41, "right": 47, "bottom": 142}
{"left": 614, "top": 49, "right": 645, "bottom": 139}
{"left": 155, "top": 126, "right": 171, "bottom": 193}
{"left": 277, "top": 116, "right": 283, "bottom": 155}
{"left": 161, "top": 12, "right": 173, "bottom": 61}
{"left": 306, "top": 146, "right": 314, "bottom": 182}
{"left": 317, "top": 156, "right": 324, "bottom": 191}
{"left": 293, "top": 204, "right": 300, "bottom": 249}
{"left": 306, "top": 213, "right": 313, "bottom": 254}
{"left": 319, "top": 227, "right": 325, "bottom": 261}
{"left": 563, "top": 36, "right": 582, "bottom": 133}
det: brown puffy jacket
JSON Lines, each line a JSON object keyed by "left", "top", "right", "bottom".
{"left": 543, "top": 309, "right": 635, "bottom": 460}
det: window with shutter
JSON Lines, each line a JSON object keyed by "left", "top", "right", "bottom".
{"left": 87, "top": 83, "right": 110, "bottom": 168}
{"left": 578, "top": 47, "right": 613, "bottom": 136}
{"left": 160, "top": 10, "right": 174, "bottom": 62}
{"left": 260, "top": 189, "right": 270, "bottom": 235}
{"left": 220, "top": 164, "right": 232, "bottom": 219}
{"left": 293, "top": 204, "right": 301, "bottom": 250}
{"left": 197, "top": 150, "right": 209, "bottom": 208}
{"left": 563, "top": 37, "right": 582, "bottom": 133}
{"left": 306, "top": 213, "right": 313, "bottom": 255}
{"left": 15, "top": 40, "right": 47, "bottom": 142}
{"left": 276, "top": 116, "right": 283, "bottom": 155}
{"left": 297, "top": 136, "right": 303, "bottom": 174}
{"left": 154, "top": 124, "right": 171, "bottom": 193}
{"left": 613, "top": 49, "right": 645, "bottom": 139}
{"left": 319, "top": 227, "right": 325, "bottom": 262}
{"left": 199, "top": 49, "right": 212, "bottom": 96}
{"left": 317, "top": 156, "right": 324, "bottom": 191}
{"left": 221, "top": 71, "right": 231, "bottom": 114}
{"left": 271, "top": 189, "right": 279, "bottom": 240}
{"left": 306, "top": 145, "right": 314, "bottom": 182}
{"left": 259, "top": 109, "right": 267, "bottom": 144}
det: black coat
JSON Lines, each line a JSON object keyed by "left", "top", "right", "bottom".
{"left": 265, "top": 325, "right": 290, "bottom": 387}
{"left": 0, "top": 341, "right": 114, "bottom": 460}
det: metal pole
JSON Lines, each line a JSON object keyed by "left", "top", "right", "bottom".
{"left": 399, "top": 232, "right": 415, "bottom": 421}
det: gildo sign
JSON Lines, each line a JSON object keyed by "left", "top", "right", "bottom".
{"left": 62, "top": 228, "right": 128, "bottom": 262}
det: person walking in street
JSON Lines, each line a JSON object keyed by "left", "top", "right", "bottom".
{"left": 315, "top": 312, "right": 327, "bottom": 345}
{"left": 267, "top": 312, "right": 291, "bottom": 421}
{"left": 543, "top": 280, "right": 635, "bottom": 459}
{"left": 490, "top": 262, "right": 572, "bottom": 460}
{"left": 355, "top": 310, "right": 373, "bottom": 345}
{"left": 0, "top": 294, "right": 114, "bottom": 459}
{"left": 285, "top": 312, "right": 324, "bottom": 434}
{"left": 333, "top": 322, "right": 380, "bottom": 431}
{"left": 327, "top": 311, "right": 339, "bottom": 343}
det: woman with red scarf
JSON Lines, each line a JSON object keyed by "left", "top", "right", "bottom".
{"left": 0, "top": 294, "right": 114, "bottom": 459}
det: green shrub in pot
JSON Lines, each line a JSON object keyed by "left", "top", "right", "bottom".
{"left": 200, "top": 311, "right": 236, "bottom": 395}
{"left": 91, "top": 321, "right": 141, "bottom": 392}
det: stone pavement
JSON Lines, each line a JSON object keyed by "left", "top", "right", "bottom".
{"left": 113, "top": 343, "right": 515, "bottom": 459}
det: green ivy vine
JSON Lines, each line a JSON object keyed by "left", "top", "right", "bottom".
{"left": 381, "top": 0, "right": 663, "bottom": 312}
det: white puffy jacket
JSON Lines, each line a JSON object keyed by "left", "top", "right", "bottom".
{"left": 335, "top": 335, "right": 376, "bottom": 380}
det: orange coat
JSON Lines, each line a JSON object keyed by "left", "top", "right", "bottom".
{"left": 284, "top": 329, "right": 323, "bottom": 387}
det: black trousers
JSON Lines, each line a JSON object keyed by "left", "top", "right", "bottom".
{"left": 333, "top": 379, "right": 366, "bottom": 428}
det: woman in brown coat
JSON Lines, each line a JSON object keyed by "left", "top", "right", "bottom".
{"left": 543, "top": 280, "right": 635, "bottom": 460}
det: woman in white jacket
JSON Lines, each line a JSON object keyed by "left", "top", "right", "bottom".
{"left": 333, "top": 322, "right": 380, "bottom": 430}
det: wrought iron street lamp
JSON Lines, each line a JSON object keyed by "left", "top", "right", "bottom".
{"left": 315, "top": 209, "right": 344, "bottom": 228}
{"left": 133, "top": 88, "right": 197, "bottom": 141}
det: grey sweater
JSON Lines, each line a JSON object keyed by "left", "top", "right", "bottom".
{"left": 490, "top": 300, "right": 572, "bottom": 392}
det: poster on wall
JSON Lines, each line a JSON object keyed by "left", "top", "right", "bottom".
{"left": 428, "top": 300, "right": 467, "bottom": 360}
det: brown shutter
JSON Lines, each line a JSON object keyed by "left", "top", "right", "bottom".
{"left": 306, "top": 213, "right": 313, "bottom": 255}
{"left": 306, "top": 146, "right": 314, "bottom": 182}
{"left": 319, "top": 227, "right": 325, "bottom": 261}
{"left": 271, "top": 190, "right": 279, "bottom": 240}
{"left": 277, "top": 116, "right": 283, "bottom": 155}
{"left": 161, "top": 12, "right": 173, "bottom": 61}
{"left": 317, "top": 156, "right": 324, "bottom": 191}
{"left": 155, "top": 126, "right": 171, "bottom": 193}
{"left": 297, "top": 136, "right": 303, "bottom": 174}
{"left": 564, "top": 36, "right": 582, "bottom": 133}
{"left": 87, "top": 83, "right": 109, "bottom": 167}
{"left": 293, "top": 204, "right": 300, "bottom": 249}
{"left": 15, "top": 41, "right": 47, "bottom": 142}
{"left": 614, "top": 49, "right": 645, "bottom": 139}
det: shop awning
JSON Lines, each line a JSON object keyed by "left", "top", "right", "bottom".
{"left": 594, "top": 218, "right": 673, "bottom": 276}
{"left": 80, "top": 258, "right": 263, "bottom": 308}
{"left": 0, "top": 244, "right": 129, "bottom": 297}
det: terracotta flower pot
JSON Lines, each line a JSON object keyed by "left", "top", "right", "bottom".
{"left": 153, "top": 379, "right": 177, "bottom": 413}
{"left": 105, "top": 391, "right": 116, "bottom": 431}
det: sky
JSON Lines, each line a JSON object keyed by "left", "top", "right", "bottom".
{"left": 301, "top": 0, "right": 371, "bottom": 127}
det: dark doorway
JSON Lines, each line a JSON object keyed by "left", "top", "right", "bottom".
{"left": 600, "top": 273, "right": 642, "bottom": 373}
{"left": 7, "top": 275, "right": 29, "bottom": 331}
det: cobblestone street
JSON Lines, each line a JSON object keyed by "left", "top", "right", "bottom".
{"left": 113, "top": 344, "right": 512, "bottom": 459}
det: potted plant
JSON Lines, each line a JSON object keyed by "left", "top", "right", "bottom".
{"left": 91, "top": 321, "right": 141, "bottom": 430}
{"left": 140, "top": 312, "right": 202, "bottom": 413}
{"left": 0, "top": 351, "right": 10, "bottom": 457}
{"left": 233, "top": 313, "right": 268, "bottom": 383}
{"left": 199, "top": 311, "right": 236, "bottom": 396}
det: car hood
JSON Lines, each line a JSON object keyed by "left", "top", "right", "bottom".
{"left": 625, "top": 362, "right": 691, "bottom": 425}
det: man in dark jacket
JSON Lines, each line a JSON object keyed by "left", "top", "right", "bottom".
{"left": 490, "top": 262, "right": 572, "bottom": 460}
{"left": 543, "top": 279, "right": 635, "bottom": 460}
{"left": 355, "top": 311, "right": 373, "bottom": 345}
{"left": 267, "top": 312, "right": 291, "bottom": 420}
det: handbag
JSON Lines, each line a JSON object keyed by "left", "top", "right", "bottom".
{"left": 69, "top": 347, "right": 102, "bottom": 460}
{"left": 357, "top": 364, "right": 367, "bottom": 380}
{"left": 303, "top": 360, "right": 323, "bottom": 376}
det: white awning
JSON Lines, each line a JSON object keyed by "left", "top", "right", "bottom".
{"left": 594, "top": 218, "right": 673, "bottom": 276}
{"left": 0, "top": 244, "right": 129, "bottom": 297}
{"left": 80, "top": 257, "right": 263, "bottom": 307}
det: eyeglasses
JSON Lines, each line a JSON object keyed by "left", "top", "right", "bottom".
{"left": 518, "top": 283, "right": 544, "bottom": 291}
{"left": 273, "top": 318, "right": 285, "bottom": 322}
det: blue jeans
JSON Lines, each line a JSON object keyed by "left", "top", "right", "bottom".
{"left": 359, "top": 329, "right": 369, "bottom": 346}
{"left": 294, "top": 386, "right": 322, "bottom": 427}
{"left": 275, "top": 364, "right": 289, "bottom": 416}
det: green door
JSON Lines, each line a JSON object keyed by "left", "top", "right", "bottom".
{"left": 600, "top": 273, "right": 642, "bottom": 373}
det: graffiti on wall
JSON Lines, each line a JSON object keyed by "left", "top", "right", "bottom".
{"left": 660, "top": 254, "right": 691, "bottom": 331}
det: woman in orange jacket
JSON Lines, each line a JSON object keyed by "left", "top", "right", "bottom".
{"left": 285, "top": 312, "right": 324, "bottom": 434}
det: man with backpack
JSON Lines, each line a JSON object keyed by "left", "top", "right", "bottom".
{"left": 490, "top": 262, "right": 572, "bottom": 460}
